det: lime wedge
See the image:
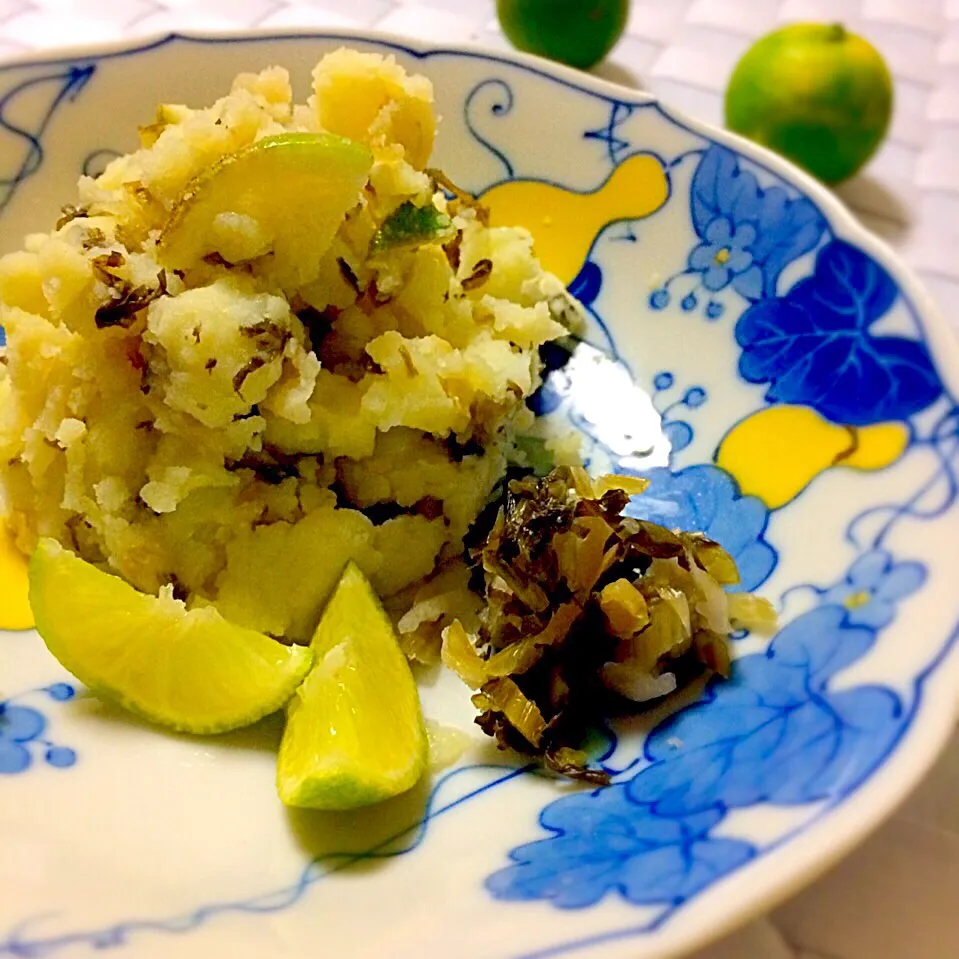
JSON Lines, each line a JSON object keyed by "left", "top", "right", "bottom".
{"left": 158, "top": 133, "right": 372, "bottom": 286}
{"left": 277, "top": 561, "right": 427, "bottom": 810}
{"left": 29, "top": 538, "right": 312, "bottom": 733}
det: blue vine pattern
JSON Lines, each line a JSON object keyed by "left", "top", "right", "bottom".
{"left": 0, "top": 763, "right": 529, "bottom": 957}
{"left": 463, "top": 78, "right": 515, "bottom": 179}
{"left": 81, "top": 147, "right": 122, "bottom": 179}
{"left": 0, "top": 65, "right": 94, "bottom": 215}
{"left": 583, "top": 101, "right": 635, "bottom": 166}
{"left": 488, "top": 545, "right": 933, "bottom": 913}
{"left": 848, "top": 403, "right": 959, "bottom": 551}
{"left": 0, "top": 684, "right": 77, "bottom": 774}
{"left": 0, "top": 33, "right": 955, "bottom": 959}
{"left": 485, "top": 99, "right": 959, "bottom": 934}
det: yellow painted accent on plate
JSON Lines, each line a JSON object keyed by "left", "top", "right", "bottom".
{"left": 718, "top": 406, "right": 852, "bottom": 509}
{"left": 844, "top": 590, "right": 871, "bottom": 610}
{"left": 481, "top": 153, "right": 669, "bottom": 285}
{"left": 0, "top": 527, "right": 33, "bottom": 630}
{"left": 717, "top": 406, "right": 908, "bottom": 510}
{"left": 839, "top": 421, "right": 910, "bottom": 471}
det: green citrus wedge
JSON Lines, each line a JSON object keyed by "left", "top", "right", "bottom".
{"left": 158, "top": 132, "right": 373, "bottom": 285}
{"left": 28, "top": 538, "right": 312, "bottom": 734}
{"left": 277, "top": 561, "right": 427, "bottom": 810}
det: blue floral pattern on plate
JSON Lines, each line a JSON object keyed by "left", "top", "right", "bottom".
{"left": 688, "top": 216, "right": 758, "bottom": 296}
{"left": 820, "top": 550, "right": 926, "bottom": 630}
{"left": 648, "top": 145, "right": 826, "bottom": 317}
{"left": 488, "top": 552, "right": 923, "bottom": 912}
{"left": 480, "top": 90, "right": 957, "bottom": 937}
{"left": 689, "top": 146, "right": 826, "bottom": 300}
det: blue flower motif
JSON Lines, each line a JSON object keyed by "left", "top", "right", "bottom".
{"left": 486, "top": 784, "right": 753, "bottom": 908}
{"left": 689, "top": 146, "right": 825, "bottom": 301}
{"left": 626, "top": 464, "right": 776, "bottom": 592}
{"left": 821, "top": 549, "right": 925, "bottom": 629}
{"left": 647, "top": 146, "right": 826, "bottom": 316}
{"left": 688, "top": 217, "right": 761, "bottom": 298}
{"left": 0, "top": 685, "right": 77, "bottom": 774}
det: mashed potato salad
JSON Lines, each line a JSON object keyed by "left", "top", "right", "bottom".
{"left": 0, "top": 50, "right": 570, "bottom": 648}
{"left": 0, "top": 50, "right": 773, "bottom": 799}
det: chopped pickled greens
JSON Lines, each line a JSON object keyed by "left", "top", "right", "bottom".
{"left": 727, "top": 591, "right": 778, "bottom": 633}
{"left": 447, "top": 466, "right": 778, "bottom": 783}
{"left": 369, "top": 201, "right": 452, "bottom": 255}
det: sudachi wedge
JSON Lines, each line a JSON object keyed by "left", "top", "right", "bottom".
{"left": 29, "top": 538, "right": 312, "bottom": 734}
{"left": 277, "top": 562, "right": 427, "bottom": 810}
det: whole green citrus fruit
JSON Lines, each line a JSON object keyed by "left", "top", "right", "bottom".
{"left": 497, "top": 0, "right": 629, "bottom": 70}
{"left": 724, "top": 23, "right": 893, "bottom": 184}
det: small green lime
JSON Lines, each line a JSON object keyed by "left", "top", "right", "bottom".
{"left": 497, "top": 0, "right": 629, "bottom": 71}
{"left": 725, "top": 23, "right": 893, "bottom": 185}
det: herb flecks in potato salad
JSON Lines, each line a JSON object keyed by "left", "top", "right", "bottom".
{"left": 0, "top": 49, "right": 775, "bottom": 798}
{"left": 0, "top": 49, "right": 570, "bottom": 645}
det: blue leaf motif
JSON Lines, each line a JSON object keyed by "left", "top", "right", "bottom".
{"left": 690, "top": 146, "right": 738, "bottom": 236}
{"left": 689, "top": 146, "right": 825, "bottom": 299}
{"left": 486, "top": 785, "right": 754, "bottom": 908}
{"left": 736, "top": 240, "right": 943, "bottom": 425}
{"left": 752, "top": 188, "right": 824, "bottom": 298}
{"left": 488, "top": 581, "right": 916, "bottom": 911}
{"left": 628, "top": 606, "right": 904, "bottom": 815}
{"left": 627, "top": 464, "right": 776, "bottom": 592}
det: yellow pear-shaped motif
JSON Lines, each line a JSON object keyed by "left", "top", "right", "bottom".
{"left": 717, "top": 405, "right": 910, "bottom": 510}
{"left": 482, "top": 153, "right": 669, "bottom": 285}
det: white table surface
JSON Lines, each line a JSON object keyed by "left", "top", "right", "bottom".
{"left": 3, "top": 2, "right": 957, "bottom": 957}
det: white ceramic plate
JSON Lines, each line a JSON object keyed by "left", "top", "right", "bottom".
{"left": 2, "top": 30, "right": 958, "bottom": 959}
